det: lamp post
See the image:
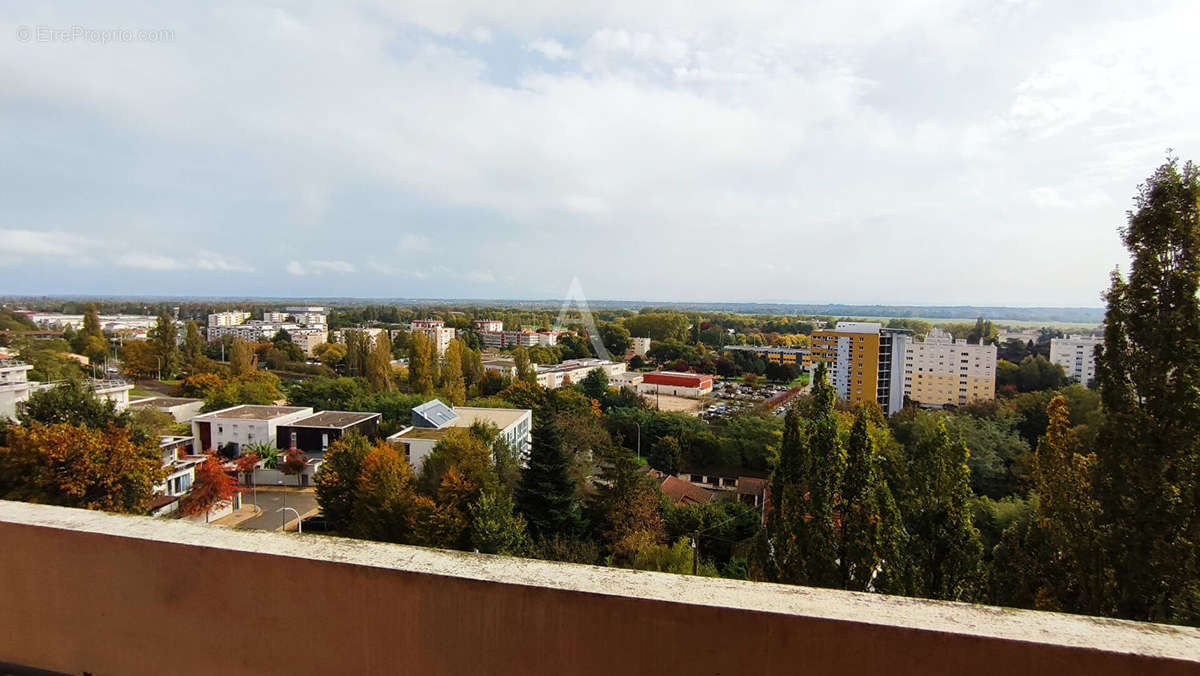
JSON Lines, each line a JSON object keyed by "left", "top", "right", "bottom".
{"left": 277, "top": 507, "right": 302, "bottom": 534}
{"left": 633, "top": 422, "right": 642, "bottom": 460}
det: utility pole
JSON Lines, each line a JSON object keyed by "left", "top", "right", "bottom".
{"left": 691, "top": 535, "right": 698, "bottom": 575}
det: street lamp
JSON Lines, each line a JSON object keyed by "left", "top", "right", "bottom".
{"left": 633, "top": 421, "right": 642, "bottom": 460}
{"left": 277, "top": 507, "right": 302, "bottom": 533}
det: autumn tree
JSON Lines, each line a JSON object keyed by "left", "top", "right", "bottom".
{"left": 181, "top": 454, "right": 238, "bottom": 520}
{"left": 0, "top": 422, "right": 165, "bottom": 513}
{"left": 440, "top": 339, "right": 467, "bottom": 405}
{"left": 365, "top": 331, "right": 395, "bottom": 392}
{"left": 280, "top": 447, "right": 307, "bottom": 485}
{"left": 121, "top": 340, "right": 158, "bottom": 379}
{"left": 590, "top": 449, "right": 665, "bottom": 564}
{"left": 228, "top": 339, "right": 255, "bottom": 377}
{"left": 349, "top": 442, "right": 418, "bottom": 543}
{"left": 1093, "top": 156, "right": 1200, "bottom": 624}
{"left": 408, "top": 331, "right": 435, "bottom": 396}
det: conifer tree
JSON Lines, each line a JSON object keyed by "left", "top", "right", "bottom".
{"left": 516, "top": 415, "right": 582, "bottom": 541}
{"left": 839, "top": 409, "right": 907, "bottom": 592}
{"left": 1094, "top": 156, "right": 1200, "bottom": 624}
{"left": 183, "top": 321, "right": 204, "bottom": 367}
{"left": 148, "top": 309, "right": 180, "bottom": 378}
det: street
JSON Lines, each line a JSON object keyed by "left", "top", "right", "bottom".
{"left": 236, "top": 489, "right": 319, "bottom": 531}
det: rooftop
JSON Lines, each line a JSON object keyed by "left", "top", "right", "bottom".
{"left": 129, "top": 396, "right": 202, "bottom": 408}
{"left": 452, "top": 407, "right": 528, "bottom": 430}
{"left": 197, "top": 405, "right": 310, "bottom": 421}
{"left": 289, "top": 411, "right": 380, "bottom": 429}
{"left": 393, "top": 427, "right": 453, "bottom": 441}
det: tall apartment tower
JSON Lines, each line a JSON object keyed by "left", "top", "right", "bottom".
{"left": 1049, "top": 335, "right": 1103, "bottom": 386}
{"left": 810, "top": 322, "right": 909, "bottom": 415}
{"left": 903, "top": 328, "right": 996, "bottom": 407}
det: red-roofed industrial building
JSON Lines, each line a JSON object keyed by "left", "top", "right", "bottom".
{"left": 637, "top": 371, "right": 714, "bottom": 398}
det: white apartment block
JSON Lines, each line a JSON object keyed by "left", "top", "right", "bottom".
{"left": 535, "top": 358, "right": 627, "bottom": 389}
{"left": 411, "top": 320, "right": 455, "bottom": 356}
{"left": 207, "top": 322, "right": 327, "bottom": 356}
{"left": 207, "top": 311, "right": 252, "bottom": 329}
{"left": 0, "top": 360, "right": 34, "bottom": 420}
{"left": 903, "top": 328, "right": 997, "bottom": 408}
{"left": 479, "top": 330, "right": 569, "bottom": 350}
{"left": 1050, "top": 335, "right": 1103, "bottom": 386}
{"left": 472, "top": 320, "right": 504, "bottom": 333}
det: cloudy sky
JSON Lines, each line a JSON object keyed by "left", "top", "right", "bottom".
{"left": 2, "top": 1, "right": 1198, "bottom": 306}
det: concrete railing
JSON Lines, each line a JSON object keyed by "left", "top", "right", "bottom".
{"left": 0, "top": 500, "right": 1196, "bottom": 676}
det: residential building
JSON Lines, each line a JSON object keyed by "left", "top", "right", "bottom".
{"left": 190, "top": 405, "right": 314, "bottom": 455}
{"left": 128, "top": 396, "right": 205, "bottom": 422}
{"left": 284, "top": 306, "right": 329, "bottom": 327}
{"left": 482, "top": 357, "right": 518, "bottom": 379}
{"left": 610, "top": 371, "right": 644, "bottom": 389}
{"left": 810, "top": 322, "right": 910, "bottom": 415}
{"left": 330, "top": 327, "right": 387, "bottom": 345}
{"left": 275, "top": 411, "right": 381, "bottom": 454}
{"left": 649, "top": 470, "right": 715, "bottom": 506}
{"left": 723, "top": 344, "right": 814, "bottom": 370}
{"left": 207, "top": 311, "right": 251, "bottom": 329}
{"left": 91, "top": 379, "right": 134, "bottom": 411}
{"left": 535, "top": 358, "right": 626, "bottom": 389}
{"left": 472, "top": 319, "right": 504, "bottom": 333}
{"left": 631, "top": 336, "right": 652, "bottom": 357}
{"left": 1050, "top": 335, "right": 1103, "bottom": 386}
{"left": 0, "top": 360, "right": 34, "bottom": 420}
{"left": 903, "top": 328, "right": 997, "bottom": 407}
{"left": 207, "top": 321, "right": 327, "bottom": 356}
{"left": 411, "top": 319, "right": 455, "bottom": 356}
{"left": 478, "top": 329, "right": 570, "bottom": 349}
{"left": 637, "top": 371, "right": 714, "bottom": 398}
{"left": 387, "top": 399, "right": 532, "bottom": 471}
{"left": 997, "top": 330, "right": 1041, "bottom": 346}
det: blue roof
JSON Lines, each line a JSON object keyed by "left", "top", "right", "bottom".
{"left": 412, "top": 400, "right": 459, "bottom": 429}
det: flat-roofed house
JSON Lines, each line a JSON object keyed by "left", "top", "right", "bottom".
{"left": 189, "top": 405, "right": 314, "bottom": 455}
{"left": 128, "top": 396, "right": 205, "bottom": 422}
{"left": 275, "top": 410, "right": 381, "bottom": 454}
{"left": 387, "top": 399, "right": 532, "bottom": 471}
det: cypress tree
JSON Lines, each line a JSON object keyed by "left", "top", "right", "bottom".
{"left": 1094, "top": 157, "right": 1200, "bottom": 624}
{"left": 516, "top": 415, "right": 582, "bottom": 541}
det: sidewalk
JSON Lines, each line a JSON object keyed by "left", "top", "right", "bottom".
{"left": 212, "top": 504, "right": 262, "bottom": 528}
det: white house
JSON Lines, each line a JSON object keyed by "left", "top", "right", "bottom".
{"left": 189, "top": 405, "right": 314, "bottom": 455}
{"left": 387, "top": 400, "right": 532, "bottom": 471}
{"left": 128, "top": 396, "right": 205, "bottom": 422}
{"left": 0, "top": 360, "right": 34, "bottom": 420}
{"left": 1050, "top": 335, "right": 1103, "bottom": 386}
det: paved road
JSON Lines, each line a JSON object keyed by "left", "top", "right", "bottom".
{"left": 237, "top": 490, "right": 318, "bottom": 531}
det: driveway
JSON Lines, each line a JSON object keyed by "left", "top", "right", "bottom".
{"left": 237, "top": 489, "right": 319, "bottom": 531}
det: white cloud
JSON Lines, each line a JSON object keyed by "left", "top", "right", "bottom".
{"left": 527, "top": 38, "right": 571, "bottom": 61}
{"left": 0, "top": 229, "right": 89, "bottom": 256}
{"left": 288, "top": 259, "right": 356, "bottom": 275}
{"left": 1, "top": 1, "right": 1197, "bottom": 303}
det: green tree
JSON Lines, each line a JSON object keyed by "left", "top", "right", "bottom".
{"left": 579, "top": 367, "right": 609, "bottom": 401}
{"left": 148, "top": 310, "right": 180, "bottom": 378}
{"left": 1093, "top": 156, "right": 1200, "bottom": 624}
{"left": 18, "top": 381, "right": 131, "bottom": 432}
{"left": 183, "top": 321, "right": 204, "bottom": 368}
{"left": 902, "top": 418, "right": 982, "bottom": 600}
{"left": 343, "top": 330, "right": 371, "bottom": 379}
{"left": 516, "top": 415, "right": 583, "bottom": 541}
{"left": 647, "top": 435, "right": 681, "bottom": 475}
{"left": 313, "top": 432, "right": 372, "bottom": 531}
{"left": 590, "top": 449, "right": 665, "bottom": 564}
{"left": 71, "top": 306, "right": 109, "bottom": 364}
{"left": 470, "top": 489, "right": 527, "bottom": 555}
{"left": 838, "top": 409, "right": 908, "bottom": 592}
{"left": 440, "top": 339, "right": 467, "bottom": 405}
{"left": 513, "top": 346, "right": 535, "bottom": 384}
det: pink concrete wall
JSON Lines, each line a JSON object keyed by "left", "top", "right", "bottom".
{"left": 0, "top": 502, "right": 1196, "bottom": 676}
